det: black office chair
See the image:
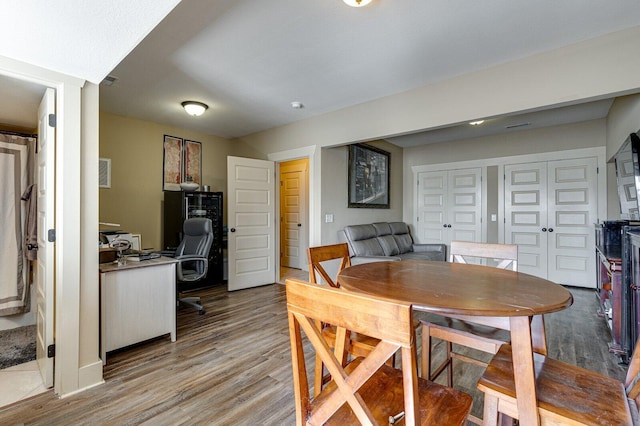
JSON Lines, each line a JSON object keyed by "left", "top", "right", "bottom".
{"left": 172, "top": 218, "right": 213, "bottom": 315}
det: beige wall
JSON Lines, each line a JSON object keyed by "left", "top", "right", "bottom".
{"left": 99, "top": 112, "right": 234, "bottom": 250}
{"left": 401, "top": 119, "right": 606, "bottom": 227}
{"left": 320, "top": 140, "right": 403, "bottom": 244}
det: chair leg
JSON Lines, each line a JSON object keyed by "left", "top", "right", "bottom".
{"left": 445, "top": 341, "right": 453, "bottom": 387}
{"left": 178, "top": 296, "right": 205, "bottom": 315}
{"left": 483, "top": 393, "right": 500, "bottom": 426}
{"left": 314, "top": 355, "right": 328, "bottom": 397}
{"left": 420, "top": 324, "right": 430, "bottom": 380}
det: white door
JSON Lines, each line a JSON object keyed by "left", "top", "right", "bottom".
{"left": 280, "top": 159, "right": 308, "bottom": 270}
{"left": 416, "top": 171, "right": 448, "bottom": 244}
{"left": 416, "top": 168, "right": 482, "bottom": 246}
{"left": 505, "top": 162, "right": 549, "bottom": 279}
{"left": 547, "top": 158, "right": 598, "bottom": 287}
{"left": 505, "top": 158, "right": 598, "bottom": 287}
{"left": 448, "top": 168, "right": 482, "bottom": 243}
{"left": 36, "top": 88, "right": 55, "bottom": 387}
{"left": 227, "top": 156, "right": 276, "bottom": 291}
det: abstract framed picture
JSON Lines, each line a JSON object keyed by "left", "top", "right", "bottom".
{"left": 184, "top": 140, "right": 202, "bottom": 186}
{"left": 348, "top": 143, "right": 390, "bottom": 209}
{"left": 163, "top": 135, "right": 183, "bottom": 191}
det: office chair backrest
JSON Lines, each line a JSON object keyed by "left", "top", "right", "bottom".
{"left": 176, "top": 218, "right": 213, "bottom": 270}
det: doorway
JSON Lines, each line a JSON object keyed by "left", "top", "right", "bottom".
{"left": 278, "top": 158, "right": 310, "bottom": 283}
{"left": 0, "top": 75, "right": 49, "bottom": 407}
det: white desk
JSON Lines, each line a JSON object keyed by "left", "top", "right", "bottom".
{"left": 99, "top": 256, "right": 178, "bottom": 364}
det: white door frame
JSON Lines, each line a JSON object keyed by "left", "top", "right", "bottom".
{"left": 0, "top": 56, "right": 102, "bottom": 396}
{"left": 268, "top": 145, "right": 318, "bottom": 277}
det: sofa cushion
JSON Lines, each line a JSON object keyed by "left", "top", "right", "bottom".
{"left": 343, "top": 224, "right": 385, "bottom": 257}
{"left": 378, "top": 235, "right": 400, "bottom": 256}
{"left": 372, "top": 222, "right": 392, "bottom": 236}
{"left": 389, "top": 222, "right": 414, "bottom": 254}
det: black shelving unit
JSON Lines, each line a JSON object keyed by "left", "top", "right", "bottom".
{"left": 163, "top": 191, "right": 224, "bottom": 289}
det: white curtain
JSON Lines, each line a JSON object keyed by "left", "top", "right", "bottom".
{"left": 0, "top": 133, "right": 34, "bottom": 316}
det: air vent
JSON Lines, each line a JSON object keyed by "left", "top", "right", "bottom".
{"left": 99, "top": 158, "right": 111, "bottom": 188}
{"left": 505, "top": 122, "right": 531, "bottom": 129}
{"left": 101, "top": 75, "right": 118, "bottom": 86}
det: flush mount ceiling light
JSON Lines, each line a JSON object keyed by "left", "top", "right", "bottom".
{"left": 343, "top": 0, "right": 372, "bottom": 7}
{"left": 469, "top": 120, "right": 485, "bottom": 126}
{"left": 181, "top": 101, "right": 208, "bottom": 116}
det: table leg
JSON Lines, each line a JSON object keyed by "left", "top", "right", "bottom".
{"left": 509, "top": 316, "right": 540, "bottom": 426}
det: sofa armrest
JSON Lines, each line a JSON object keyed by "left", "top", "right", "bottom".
{"left": 412, "top": 243, "right": 447, "bottom": 255}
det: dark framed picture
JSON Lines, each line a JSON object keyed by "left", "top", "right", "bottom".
{"left": 348, "top": 144, "right": 390, "bottom": 209}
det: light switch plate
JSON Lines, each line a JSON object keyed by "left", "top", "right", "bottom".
{"left": 325, "top": 214, "right": 334, "bottom": 223}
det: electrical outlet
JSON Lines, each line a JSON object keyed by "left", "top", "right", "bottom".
{"left": 325, "top": 214, "right": 334, "bottom": 223}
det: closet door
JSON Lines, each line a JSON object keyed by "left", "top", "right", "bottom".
{"left": 546, "top": 157, "right": 597, "bottom": 287}
{"left": 505, "top": 157, "right": 597, "bottom": 288}
{"left": 505, "top": 162, "right": 549, "bottom": 280}
{"left": 416, "top": 168, "right": 481, "bottom": 246}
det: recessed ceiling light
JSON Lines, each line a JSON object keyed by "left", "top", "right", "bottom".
{"left": 291, "top": 101, "right": 304, "bottom": 109}
{"left": 181, "top": 101, "right": 208, "bottom": 116}
{"left": 469, "top": 120, "right": 485, "bottom": 126}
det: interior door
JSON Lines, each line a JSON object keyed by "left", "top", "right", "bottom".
{"left": 279, "top": 159, "right": 308, "bottom": 270}
{"left": 505, "top": 162, "right": 548, "bottom": 279}
{"left": 416, "top": 168, "right": 482, "bottom": 246}
{"left": 36, "top": 88, "right": 55, "bottom": 387}
{"left": 448, "top": 168, "right": 482, "bottom": 243}
{"left": 546, "top": 157, "right": 598, "bottom": 287}
{"left": 416, "top": 171, "right": 448, "bottom": 244}
{"left": 227, "top": 156, "right": 276, "bottom": 291}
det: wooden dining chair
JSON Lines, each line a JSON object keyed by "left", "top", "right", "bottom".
{"left": 286, "top": 278, "right": 473, "bottom": 425}
{"left": 477, "top": 339, "right": 639, "bottom": 425}
{"left": 307, "top": 243, "right": 383, "bottom": 397}
{"left": 420, "top": 241, "right": 520, "bottom": 424}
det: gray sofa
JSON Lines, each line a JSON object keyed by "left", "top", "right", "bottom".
{"left": 339, "top": 222, "right": 447, "bottom": 264}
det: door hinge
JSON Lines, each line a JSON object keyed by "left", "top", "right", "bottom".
{"left": 47, "top": 229, "right": 56, "bottom": 242}
{"left": 47, "top": 344, "right": 55, "bottom": 358}
{"left": 48, "top": 114, "right": 57, "bottom": 128}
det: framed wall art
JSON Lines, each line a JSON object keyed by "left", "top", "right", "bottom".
{"left": 163, "top": 135, "right": 183, "bottom": 191}
{"left": 348, "top": 144, "right": 390, "bottom": 209}
{"left": 184, "top": 140, "right": 202, "bottom": 186}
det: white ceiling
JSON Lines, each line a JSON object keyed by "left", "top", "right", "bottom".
{"left": 1, "top": 1, "right": 640, "bottom": 144}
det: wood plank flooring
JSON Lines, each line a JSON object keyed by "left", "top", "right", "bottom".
{"left": 0, "top": 282, "right": 628, "bottom": 425}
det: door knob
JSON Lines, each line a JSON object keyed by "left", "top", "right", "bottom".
{"left": 548, "top": 228, "right": 554, "bottom": 232}
{"left": 447, "top": 224, "right": 452, "bottom": 228}
{"left": 297, "top": 223, "right": 302, "bottom": 227}
{"left": 542, "top": 228, "right": 547, "bottom": 232}
{"left": 230, "top": 228, "right": 236, "bottom": 233}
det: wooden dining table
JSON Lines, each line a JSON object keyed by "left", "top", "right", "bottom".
{"left": 338, "top": 260, "right": 574, "bottom": 426}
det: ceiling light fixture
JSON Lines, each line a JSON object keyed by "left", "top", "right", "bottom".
{"left": 343, "top": 0, "right": 372, "bottom": 7}
{"left": 469, "top": 120, "right": 485, "bottom": 126}
{"left": 291, "top": 101, "right": 304, "bottom": 109}
{"left": 181, "top": 101, "right": 208, "bottom": 116}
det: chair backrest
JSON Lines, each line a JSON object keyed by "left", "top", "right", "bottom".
{"left": 176, "top": 218, "right": 213, "bottom": 271}
{"left": 285, "top": 278, "right": 419, "bottom": 425}
{"left": 307, "top": 243, "right": 351, "bottom": 287}
{"left": 450, "top": 241, "right": 518, "bottom": 271}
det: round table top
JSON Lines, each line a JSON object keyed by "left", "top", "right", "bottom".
{"left": 338, "top": 260, "right": 573, "bottom": 317}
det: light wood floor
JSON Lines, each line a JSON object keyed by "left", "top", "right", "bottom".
{"left": 0, "top": 281, "right": 627, "bottom": 425}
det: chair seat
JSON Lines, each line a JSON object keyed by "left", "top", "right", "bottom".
{"left": 477, "top": 344, "right": 632, "bottom": 425}
{"left": 315, "top": 357, "right": 472, "bottom": 426}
